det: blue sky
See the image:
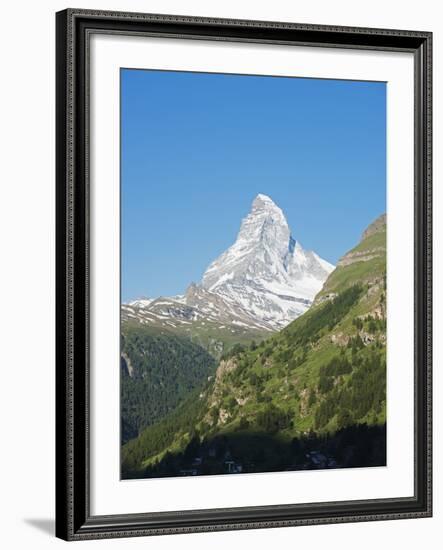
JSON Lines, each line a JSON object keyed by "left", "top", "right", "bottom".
{"left": 121, "top": 69, "right": 386, "bottom": 302}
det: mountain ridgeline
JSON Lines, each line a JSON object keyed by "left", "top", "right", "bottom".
{"left": 122, "top": 195, "right": 334, "bottom": 360}
{"left": 121, "top": 214, "right": 387, "bottom": 478}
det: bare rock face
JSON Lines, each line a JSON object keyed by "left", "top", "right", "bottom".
{"left": 330, "top": 333, "right": 350, "bottom": 347}
{"left": 337, "top": 250, "right": 382, "bottom": 267}
{"left": 361, "top": 213, "right": 386, "bottom": 241}
{"left": 121, "top": 353, "right": 134, "bottom": 377}
{"left": 215, "top": 358, "right": 238, "bottom": 382}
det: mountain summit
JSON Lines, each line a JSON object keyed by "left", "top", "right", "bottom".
{"left": 202, "top": 194, "right": 293, "bottom": 290}
{"left": 123, "top": 195, "right": 334, "bottom": 339}
{"left": 201, "top": 194, "right": 334, "bottom": 328}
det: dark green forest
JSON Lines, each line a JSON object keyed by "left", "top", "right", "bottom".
{"left": 121, "top": 324, "right": 216, "bottom": 444}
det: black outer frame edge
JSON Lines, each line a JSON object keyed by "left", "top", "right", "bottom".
{"left": 56, "top": 9, "right": 90, "bottom": 540}
{"left": 410, "top": 36, "right": 433, "bottom": 522}
{"left": 78, "top": 494, "right": 428, "bottom": 531}
{"left": 414, "top": 34, "right": 433, "bottom": 518}
{"left": 55, "top": 9, "right": 69, "bottom": 542}
{"left": 66, "top": 7, "right": 432, "bottom": 45}
{"left": 55, "top": 8, "right": 433, "bottom": 541}
{"left": 73, "top": 6, "right": 89, "bottom": 537}
{"left": 56, "top": 8, "right": 90, "bottom": 540}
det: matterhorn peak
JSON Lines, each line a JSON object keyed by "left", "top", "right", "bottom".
{"left": 200, "top": 194, "right": 335, "bottom": 328}
{"left": 125, "top": 194, "right": 335, "bottom": 331}
{"left": 252, "top": 193, "right": 277, "bottom": 206}
{"left": 235, "top": 193, "right": 289, "bottom": 251}
{"left": 250, "top": 193, "right": 284, "bottom": 217}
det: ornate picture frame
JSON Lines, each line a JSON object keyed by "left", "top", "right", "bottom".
{"left": 55, "top": 8, "right": 432, "bottom": 540}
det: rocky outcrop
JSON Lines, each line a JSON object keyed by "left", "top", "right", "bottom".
{"left": 330, "top": 332, "right": 350, "bottom": 346}
{"left": 337, "top": 248, "right": 384, "bottom": 267}
{"left": 361, "top": 213, "right": 386, "bottom": 241}
{"left": 215, "top": 358, "right": 238, "bottom": 382}
{"left": 334, "top": 214, "right": 386, "bottom": 268}
{"left": 218, "top": 408, "right": 230, "bottom": 425}
{"left": 121, "top": 352, "right": 134, "bottom": 377}
{"left": 313, "top": 291, "right": 337, "bottom": 306}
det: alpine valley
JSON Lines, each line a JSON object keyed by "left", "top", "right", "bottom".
{"left": 121, "top": 196, "right": 387, "bottom": 478}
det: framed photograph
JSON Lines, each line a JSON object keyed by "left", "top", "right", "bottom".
{"left": 55, "top": 9, "right": 432, "bottom": 540}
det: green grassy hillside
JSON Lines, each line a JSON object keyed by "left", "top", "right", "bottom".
{"left": 165, "top": 321, "right": 269, "bottom": 360}
{"left": 122, "top": 215, "right": 387, "bottom": 478}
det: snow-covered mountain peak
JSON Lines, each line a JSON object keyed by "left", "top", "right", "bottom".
{"left": 128, "top": 297, "right": 153, "bottom": 308}
{"left": 200, "top": 195, "right": 335, "bottom": 328}
{"left": 236, "top": 194, "right": 289, "bottom": 250}
{"left": 252, "top": 193, "right": 280, "bottom": 209}
{"left": 125, "top": 195, "right": 335, "bottom": 332}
